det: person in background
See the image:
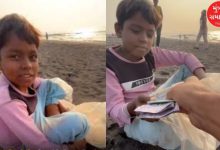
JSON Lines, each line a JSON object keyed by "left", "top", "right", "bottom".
{"left": 46, "top": 32, "right": 49, "bottom": 40}
{"left": 194, "top": 9, "right": 208, "bottom": 50}
{"left": 153, "top": 0, "right": 163, "bottom": 47}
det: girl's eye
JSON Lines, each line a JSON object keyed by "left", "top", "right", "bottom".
{"left": 30, "top": 55, "right": 38, "bottom": 61}
{"left": 146, "top": 32, "right": 154, "bottom": 38}
{"left": 10, "top": 55, "right": 19, "bottom": 60}
{"left": 131, "top": 28, "right": 141, "bottom": 34}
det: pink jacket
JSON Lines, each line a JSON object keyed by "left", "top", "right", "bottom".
{"left": 106, "top": 47, "right": 205, "bottom": 127}
{"left": 0, "top": 74, "right": 61, "bottom": 149}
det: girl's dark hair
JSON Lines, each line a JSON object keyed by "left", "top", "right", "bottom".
{"left": 0, "top": 13, "right": 41, "bottom": 49}
{"left": 116, "top": 0, "right": 161, "bottom": 28}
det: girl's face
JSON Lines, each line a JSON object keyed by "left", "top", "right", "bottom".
{"left": 115, "top": 12, "right": 155, "bottom": 61}
{"left": 0, "top": 34, "right": 39, "bottom": 93}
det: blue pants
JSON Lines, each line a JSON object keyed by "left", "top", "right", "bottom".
{"left": 45, "top": 111, "right": 89, "bottom": 144}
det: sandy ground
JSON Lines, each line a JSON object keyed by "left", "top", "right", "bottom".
{"left": 106, "top": 35, "right": 220, "bottom": 150}
{"left": 38, "top": 40, "right": 106, "bottom": 150}
{"left": 38, "top": 40, "right": 106, "bottom": 105}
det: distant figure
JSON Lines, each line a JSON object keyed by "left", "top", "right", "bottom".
{"left": 179, "top": 34, "right": 182, "bottom": 40}
{"left": 183, "top": 34, "right": 187, "bottom": 40}
{"left": 46, "top": 32, "right": 49, "bottom": 40}
{"left": 153, "top": 0, "right": 163, "bottom": 47}
{"left": 194, "top": 10, "right": 208, "bottom": 50}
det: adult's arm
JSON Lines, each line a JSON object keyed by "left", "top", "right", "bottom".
{"left": 167, "top": 76, "right": 220, "bottom": 140}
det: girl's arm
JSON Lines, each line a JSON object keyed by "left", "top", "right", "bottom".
{"left": 0, "top": 101, "right": 62, "bottom": 149}
{"left": 45, "top": 102, "right": 70, "bottom": 117}
{"left": 106, "top": 68, "right": 133, "bottom": 127}
{"left": 45, "top": 104, "right": 61, "bottom": 117}
{"left": 152, "top": 47, "right": 206, "bottom": 79}
{"left": 193, "top": 67, "right": 206, "bottom": 79}
{"left": 44, "top": 79, "right": 72, "bottom": 117}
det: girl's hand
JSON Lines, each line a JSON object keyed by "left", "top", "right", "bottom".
{"left": 193, "top": 67, "right": 206, "bottom": 79}
{"left": 127, "top": 96, "right": 160, "bottom": 122}
{"left": 45, "top": 104, "right": 61, "bottom": 117}
{"left": 58, "top": 101, "right": 72, "bottom": 113}
{"left": 127, "top": 95, "right": 150, "bottom": 117}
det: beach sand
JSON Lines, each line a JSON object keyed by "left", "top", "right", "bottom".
{"left": 106, "top": 35, "right": 220, "bottom": 150}
{"left": 38, "top": 40, "right": 105, "bottom": 105}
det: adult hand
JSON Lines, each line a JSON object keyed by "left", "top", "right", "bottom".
{"left": 167, "top": 76, "right": 209, "bottom": 113}
{"left": 167, "top": 76, "right": 220, "bottom": 140}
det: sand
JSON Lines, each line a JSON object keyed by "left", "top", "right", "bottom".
{"left": 39, "top": 40, "right": 106, "bottom": 150}
{"left": 106, "top": 35, "right": 220, "bottom": 150}
{"left": 38, "top": 40, "right": 106, "bottom": 105}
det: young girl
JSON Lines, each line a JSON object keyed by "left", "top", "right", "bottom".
{"left": 106, "top": 0, "right": 215, "bottom": 149}
{"left": 194, "top": 9, "right": 208, "bottom": 50}
{"left": 0, "top": 14, "right": 89, "bottom": 149}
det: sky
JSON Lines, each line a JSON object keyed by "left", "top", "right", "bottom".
{"left": 0, "top": 0, "right": 106, "bottom": 34}
{"left": 107, "top": 0, "right": 220, "bottom": 36}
